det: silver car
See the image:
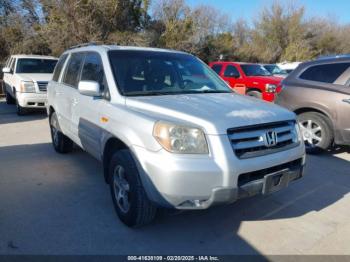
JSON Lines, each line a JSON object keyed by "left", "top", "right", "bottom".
{"left": 47, "top": 44, "right": 305, "bottom": 227}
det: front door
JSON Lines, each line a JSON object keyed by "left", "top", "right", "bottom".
{"left": 222, "top": 65, "right": 246, "bottom": 94}
{"left": 335, "top": 86, "right": 350, "bottom": 144}
{"left": 71, "top": 52, "right": 107, "bottom": 159}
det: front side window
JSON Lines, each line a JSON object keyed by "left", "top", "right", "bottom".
{"left": 299, "top": 63, "right": 350, "bottom": 84}
{"left": 52, "top": 54, "right": 68, "bottom": 82}
{"left": 224, "top": 65, "right": 240, "bottom": 78}
{"left": 10, "top": 58, "right": 16, "bottom": 72}
{"left": 81, "top": 53, "right": 105, "bottom": 89}
{"left": 63, "top": 53, "right": 85, "bottom": 88}
{"left": 16, "top": 59, "right": 57, "bottom": 74}
{"left": 108, "top": 50, "right": 231, "bottom": 96}
{"left": 241, "top": 64, "right": 272, "bottom": 77}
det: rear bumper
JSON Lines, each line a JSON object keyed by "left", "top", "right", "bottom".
{"left": 17, "top": 92, "right": 47, "bottom": 108}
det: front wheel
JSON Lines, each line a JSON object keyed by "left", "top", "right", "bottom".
{"left": 49, "top": 111, "right": 74, "bottom": 153}
{"left": 109, "top": 150, "right": 157, "bottom": 227}
{"left": 15, "top": 92, "right": 27, "bottom": 115}
{"left": 246, "top": 90, "right": 262, "bottom": 99}
{"left": 5, "top": 90, "right": 15, "bottom": 104}
{"left": 297, "top": 112, "right": 333, "bottom": 154}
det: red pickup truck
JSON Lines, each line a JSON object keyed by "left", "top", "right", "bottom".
{"left": 209, "top": 61, "right": 283, "bottom": 102}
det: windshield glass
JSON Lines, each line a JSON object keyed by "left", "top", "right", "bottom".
{"left": 241, "top": 64, "right": 272, "bottom": 77}
{"left": 263, "top": 65, "right": 287, "bottom": 75}
{"left": 108, "top": 50, "right": 231, "bottom": 96}
{"left": 16, "top": 58, "right": 58, "bottom": 74}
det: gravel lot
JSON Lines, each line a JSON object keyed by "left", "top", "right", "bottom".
{"left": 0, "top": 99, "right": 350, "bottom": 255}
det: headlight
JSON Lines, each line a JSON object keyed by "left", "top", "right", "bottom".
{"left": 20, "top": 81, "right": 35, "bottom": 93}
{"left": 265, "top": 84, "right": 277, "bottom": 93}
{"left": 153, "top": 121, "right": 209, "bottom": 154}
{"left": 294, "top": 122, "right": 302, "bottom": 143}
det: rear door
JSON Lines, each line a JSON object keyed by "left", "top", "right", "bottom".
{"left": 59, "top": 52, "right": 85, "bottom": 139}
{"left": 299, "top": 62, "right": 350, "bottom": 144}
{"left": 71, "top": 52, "right": 109, "bottom": 159}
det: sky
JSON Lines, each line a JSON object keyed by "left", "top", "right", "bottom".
{"left": 186, "top": 0, "right": 350, "bottom": 25}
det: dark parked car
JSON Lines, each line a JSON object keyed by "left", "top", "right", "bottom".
{"left": 276, "top": 56, "right": 350, "bottom": 153}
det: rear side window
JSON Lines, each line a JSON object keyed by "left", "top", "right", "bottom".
{"left": 300, "top": 63, "right": 350, "bottom": 84}
{"left": 211, "top": 64, "right": 223, "bottom": 75}
{"left": 81, "top": 52, "right": 105, "bottom": 90}
{"left": 63, "top": 53, "right": 85, "bottom": 88}
{"left": 224, "top": 65, "right": 240, "bottom": 77}
{"left": 52, "top": 54, "right": 68, "bottom": 82}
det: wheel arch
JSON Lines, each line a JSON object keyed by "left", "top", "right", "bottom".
{"left": 246, "top": 87, "right": 262, "bottom": 93}
{"left": 294, "top": 107, "right": 333, "bottom": 126}
{"left": 102, "top": 137, "right": 129, "bottom": 183}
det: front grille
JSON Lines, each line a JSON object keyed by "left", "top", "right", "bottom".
{"left": 238, "top": 158, "right": 303, "bottom": 187}
{"left": 37, "top": 81, "right": 48, "bottom": 92}
{"left": 228, "top": 121, "right": 299, "bottom": 159}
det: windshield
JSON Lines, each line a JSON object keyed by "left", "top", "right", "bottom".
{"left": 263, "top": 65, "right": 287, "bottom": 75}
{"left": 241, "top": 64, "right": 272, "bottom": 77}
{"left": 108, "top": 50, "right": 231, "bottom": 96}
{"left": 16, "top": 58, "right": 58, "bottom": 74}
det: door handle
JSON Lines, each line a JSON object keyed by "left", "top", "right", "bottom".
{"left": 72, "top": 98, "right": 78, "bottom": 106}
{"left": 342, "top": 99, "right": 350, "bottom": 104}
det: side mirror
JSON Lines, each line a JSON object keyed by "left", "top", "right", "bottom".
{"left": 78, "top": 81, "right": 101, "bottom": 97}
{"left": 2, "top": 67, "right": 12, "bottom": 74}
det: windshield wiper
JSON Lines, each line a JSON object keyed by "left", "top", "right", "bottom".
{"left": 125, "top": 91, "right": 183, "bottom": 97}
{"left": 125, "top": 90, "right": 232, "bottom": 97}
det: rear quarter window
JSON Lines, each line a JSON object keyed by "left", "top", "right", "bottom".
{"left": 299, "top": 63, "right": 350, "bottom": 84}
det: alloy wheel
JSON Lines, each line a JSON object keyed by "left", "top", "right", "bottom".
{"left": 113, "top": 165, "right": 130, "bottom": 214}
{"left": 299, "top": 120, "right": 322, "bottom": 148}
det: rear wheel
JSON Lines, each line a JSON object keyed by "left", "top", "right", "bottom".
{"left": 297, "top": 112, "right": 333, "bottom": 154}
{"left": 247, "top": 90, "right": 262, "bottom": 99}
{"left": 49, "top": 111, "right": 74, "bottom": 153}
{"left": 109, "top": 150, "right": 157, "bottom": 227}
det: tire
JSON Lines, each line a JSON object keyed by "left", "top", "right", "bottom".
{"left": 15, "top": 92, "right": 27, "bottom": 116}
{"left": 297, "top": 112, "right": 334, "bottom": 154}
{"left": 109, "top": 150, "right": 157, "bottom": 227}
{"left": 49, "top": 111, "right": 74, "bottom": 153}
{"left": 5, "top": 90, "right": 15, "bottom": 105}
{"left": 247, "top": 90, "right": 262, "bottom": 99}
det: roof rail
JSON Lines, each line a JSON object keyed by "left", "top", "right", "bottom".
{"left": 68, "top": 42, "right": 98, "bottom": 50}
{"left": 317, "top": 54, "right": 350, "bottom": 60}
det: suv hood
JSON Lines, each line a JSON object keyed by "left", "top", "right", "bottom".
{"left": 247, "top": 76, "right": 283, "bottom": 84}
{"left": 16, "top": 73, "right": 53, "bottom": 82}
{"left": 126, "top": 93, "right": 295, "bottom": 135}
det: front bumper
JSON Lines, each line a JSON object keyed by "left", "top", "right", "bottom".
{"left": 17, "top": 92, "right": 47, "bottom": 108}
{"left": 132, "top": 135, "right": 306, "bottom": 209}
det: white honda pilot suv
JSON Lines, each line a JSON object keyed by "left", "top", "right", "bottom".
{"left": 2, "top": 55, "right": 58, "bottom": 115}
{"left": 47, "top": 44, "right": 305, "bottom": 227}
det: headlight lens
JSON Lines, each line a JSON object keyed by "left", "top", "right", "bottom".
{"left": 265, "top": 84, "right": 277, "bottom": 93}
{"left": 153, "top": 122, "right": 209, "bottom": 154}
{"left": 294, "top": 122, "right": 302, "bottom": 143}
{"left": 20, "top": 81, "right": 35, "bottom": 93}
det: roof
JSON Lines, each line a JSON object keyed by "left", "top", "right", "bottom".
{"left": 10, "top": 54, "right": 58, "bottom": 60}
{"left": 65, "top": 44, "right": 189, "bottom": 55}
{"left": 210, "top": 61, "right": 257, "bottom": 65}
